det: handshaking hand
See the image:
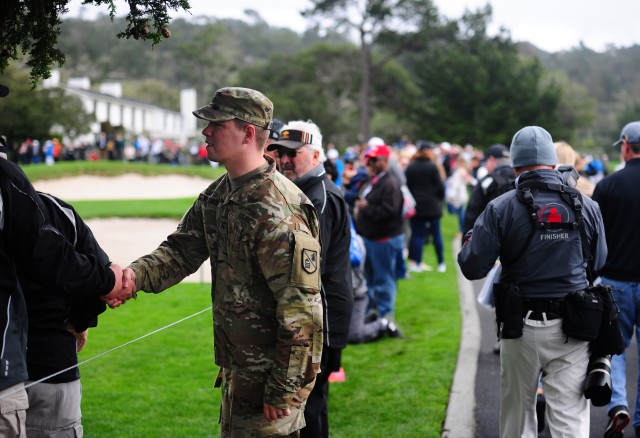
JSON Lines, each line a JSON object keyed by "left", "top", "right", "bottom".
{"left": 101, "top": 264, "right": 135, "bottom": 308}
{"left": 122, "top": 267, "right": 137, "bottom": 298}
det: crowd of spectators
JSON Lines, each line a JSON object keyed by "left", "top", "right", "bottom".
{"left": 8, "top": 133, "right": 215, "bottom": 167}
{"left": 331, "top": 135, "right": 611, "bottom": 278}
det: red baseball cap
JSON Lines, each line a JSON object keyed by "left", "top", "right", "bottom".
{"left": 365, "top": 144, "right": 391, "bottom": 159}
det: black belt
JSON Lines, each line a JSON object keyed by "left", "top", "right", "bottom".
{"left": 522, "top": 297, "right": 565, "bottom": 321}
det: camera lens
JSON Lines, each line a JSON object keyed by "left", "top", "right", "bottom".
{"left": 584, "top": 355, "right": 612, "bottom": 407}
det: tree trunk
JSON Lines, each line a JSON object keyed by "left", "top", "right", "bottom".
{"left": 360, "top": 40, "right": 372, "bottom": 143}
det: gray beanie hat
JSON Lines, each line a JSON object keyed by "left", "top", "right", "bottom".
{"left": 510, "top": 126, "right": 557, "bottom": 168}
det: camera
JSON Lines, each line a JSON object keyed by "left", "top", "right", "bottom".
{"left": 557, "top": 164, "right": 580, "bottom": 188}
{"left": 584, "top": 354, "right": 612, "bottom": 406}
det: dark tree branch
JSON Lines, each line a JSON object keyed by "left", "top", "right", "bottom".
{"left": 0, "top": 0, "right": 190, "bottom": 85}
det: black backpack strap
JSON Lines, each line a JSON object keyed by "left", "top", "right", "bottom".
{"left": 559, "top": 190, "right": 596, "bottom": 285}
{"left": 502, "top": 186, "right": 538, "bottom": 265}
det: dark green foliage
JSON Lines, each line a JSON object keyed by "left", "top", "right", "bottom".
{"left": 303, "top": 0, "right": 445, "bottom": 140}
{"left": 0, "top": 0, "right": 191, "bottom": 85}
{"left": 236, "top": 44, "right": 421, "bottom": 146}
{"left": 0, "top": 0, "right": 67, "bottom": 86}
{"left": 406, "top": 7, "right": 562, "bottom": 147}
{"left": 55, "top": 16, "right": 349, "bottom": 104}
{"left": 539, "top": 44, "right": 640, "bottom": 149}
{"left": 0, "top": 65, "right": 94, "bottom": 145}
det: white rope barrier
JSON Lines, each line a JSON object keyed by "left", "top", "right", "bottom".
{"left": 0, "top": 306, "right": 212, "bottom": 400}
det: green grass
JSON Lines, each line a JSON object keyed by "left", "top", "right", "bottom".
{"left": 36, "top": 163, "right": 461, "bottom": 437}
{"left": 330, "top": 215, "right": 460, "bottom": 437}
{"left": 71, "top": 198, "right": 196, "bottom": 219}
{"left": 78, "top": 284, "right": 219, "bottom": 437}
{"left": 21, "top": 161, "right": 227, "bottom": 182}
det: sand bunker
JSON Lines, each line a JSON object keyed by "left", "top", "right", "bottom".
{"left": 34, "top": 174, "right": 214, "bottom": 283}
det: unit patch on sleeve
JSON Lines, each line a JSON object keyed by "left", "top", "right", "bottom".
{"left": 289, "top": 230, "right": 321, "bottom": 291}
{"left": 302, "top": 248, "right": 318, "bottom": 274}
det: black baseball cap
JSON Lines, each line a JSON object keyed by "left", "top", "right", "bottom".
{"left": 486, "top": 143, "right": 509, "bottom": 159}
{"left": 269, "top": 119, "right": 284, "bottom": 141}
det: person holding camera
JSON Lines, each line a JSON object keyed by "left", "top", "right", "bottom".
{"left": 592, "top": 121, "right": 640, "bottom": 438}
{"left": 458, "top": 126, "right": 607, "bottom": 437}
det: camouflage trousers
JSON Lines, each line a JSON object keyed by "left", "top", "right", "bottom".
{"left": 220, "top": 368, "right": 305, "bottom": 438}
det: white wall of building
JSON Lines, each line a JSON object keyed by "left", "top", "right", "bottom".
{"left": 43, "top": 70, "right": 200, "bottom": 145}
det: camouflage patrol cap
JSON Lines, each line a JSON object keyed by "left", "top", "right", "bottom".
{"left": 193, "top": 87, "right": 273, "bottom": 129}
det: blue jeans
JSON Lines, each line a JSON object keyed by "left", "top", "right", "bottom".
{"left": 363, "top": 234, "right": 403, "bottom": 317}
{"left": 408, "top": 217, "right": 444, "bottom": 265}
{"left": 395, "top": 241, "right": 407, "bottom": 280}
{"left": 605, "top": 276, "right": 640, "bottom": 425}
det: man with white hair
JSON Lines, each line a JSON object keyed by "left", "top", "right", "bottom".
{"left": 268, "top": 120, "right": 353, "bottom": 438}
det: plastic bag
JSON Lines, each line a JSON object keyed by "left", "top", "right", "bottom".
{"left": 400, "top": 185, "right": 416, "bottom": 219}
{"left": 477, "top": 262, "right": 501, "bottom": 311}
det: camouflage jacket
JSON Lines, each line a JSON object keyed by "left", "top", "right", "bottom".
{"left": 129, "top": 158, "right": 323, "bottom": 408}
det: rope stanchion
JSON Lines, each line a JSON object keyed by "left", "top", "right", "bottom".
{"left": 0, "top": 306, "right": 212, "bottom": 400}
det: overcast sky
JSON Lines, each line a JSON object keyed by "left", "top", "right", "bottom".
{"left": 66, "top": 0, "right": 640, "bottom": 53}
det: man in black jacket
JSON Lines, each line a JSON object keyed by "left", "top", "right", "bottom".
{"left": 592, "top": 121, "right": 640, "bottom": 438}
{"left": 22, "top": 193, "right": 110, "bottom": 437}
{"left": 462, "top": 143, "right": 515, "bottom": 236}
{"left": 0, "top": 84, "right": 130, "bottom": 435}
{"left": 268, "top": 120, "right": 354, "bottom": 438}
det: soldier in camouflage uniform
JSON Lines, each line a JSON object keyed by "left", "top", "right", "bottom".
{"left": 268, "top": 120, "right": 353, "bottom": 438}
{"left": 122, "top": 87, "right": 323, "bottom": 437}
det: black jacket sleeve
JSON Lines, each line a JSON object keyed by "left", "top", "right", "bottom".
{"left": 3, "top": 162, "right": 115, "bottom": 297}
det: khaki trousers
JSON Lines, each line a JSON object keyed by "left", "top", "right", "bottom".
{"left": 25, "top": 380, "right": 82, "bottom": 437}
{"left": 0, "top": 382, "right": 28, "bottom": 437}
{"left": 500, "top": 317, "right": 590, "bottom": 438}
{"left": 220, "top": 368, "right": 304, "bottom": 437}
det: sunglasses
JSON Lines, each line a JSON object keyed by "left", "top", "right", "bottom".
{"left": 366, "top": 157, "right": 378, "bottom": 165}
{"left": 276, "top": 148, "right": 305, "bottom": 158}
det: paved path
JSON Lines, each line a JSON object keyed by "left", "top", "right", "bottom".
{"left": 447, "top": 242, "right": 639, "bottom": 437}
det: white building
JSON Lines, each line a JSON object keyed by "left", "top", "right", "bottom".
{"left": 43, "top": 70, "right": 199, "bottom": 146}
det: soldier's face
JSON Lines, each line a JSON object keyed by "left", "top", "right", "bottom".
{"left": 202, "top": 120, "right": 246, "bottom": 164}
{"left": 279, "top": 146, "right": 318, "bottom": 181}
